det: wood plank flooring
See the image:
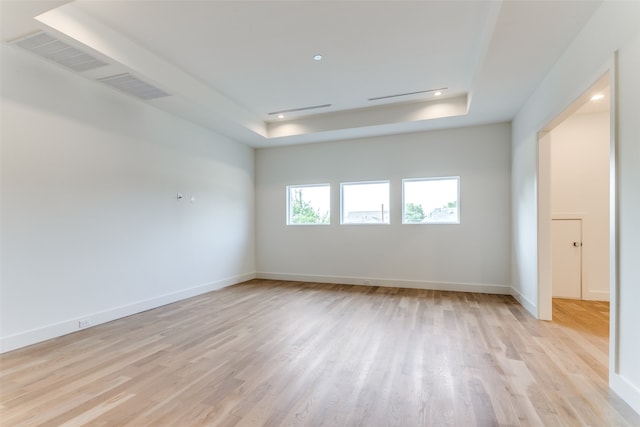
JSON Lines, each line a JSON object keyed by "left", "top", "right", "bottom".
{"left": 1, "top": 280, "right": 638, "bottom": 426}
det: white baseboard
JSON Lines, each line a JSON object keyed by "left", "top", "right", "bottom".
{"left": 0, "top": 273, "right": 255, "bottom": 354}
{"left": 583, "top": 290, "right": 610, "bottom": 301}
{"left": 611, "top": 373, "right": 640, "bottom": 416}
{"left": 510, "top": 287, "right": 537, "bottom": 317}
{"left": 256, "top": 272, "right": 511, "bottom": 295}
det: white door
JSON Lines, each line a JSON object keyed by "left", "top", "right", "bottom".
{"left": 552, "top": 219, "right": 582, "bottom": 298}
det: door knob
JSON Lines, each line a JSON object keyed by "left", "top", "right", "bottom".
{"left": 573, "top": 242, "right": 582, "bottom": 247}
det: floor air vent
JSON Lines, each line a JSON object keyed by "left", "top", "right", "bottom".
{"left": 97, "top": 73, "right": 170, "bottom": 100}
{"left": 11, "top": 31, "right": 108, "bottom": 72}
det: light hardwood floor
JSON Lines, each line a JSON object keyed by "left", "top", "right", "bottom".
{"left": 1, "top": 280, "right": 638, "bottom": 426}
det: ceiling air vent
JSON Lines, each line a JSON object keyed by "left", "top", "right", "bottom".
{"left": 368, "top": 88, "right": 447, "bottom": 101}
{"left": 268, "top": 104, "right": 332, "bottom": 116}
{"left": 11, "top": 31, "right": 108, "bottom": 72}
{"left": 97, "top": 73, "right": 170, "bottom": 100}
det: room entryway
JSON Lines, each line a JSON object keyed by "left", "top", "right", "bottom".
{"left": 538, "top": 72, "right": 611, "bottom": 317}
{"left": 537, "top": 71, "right": 614, "bottom": 386}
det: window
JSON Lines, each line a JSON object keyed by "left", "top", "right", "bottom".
{"left": 341, "top": 181, "right": 390, "bottom": 224}
{"left": 402, "top": 177, "right": 459, "bottom": 224}
{"left": 286, "top": 184, "right": 330, "bottom": 225}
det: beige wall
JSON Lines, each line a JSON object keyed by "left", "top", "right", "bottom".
{"left": 550, "top": 111, "right": 610, "bottom": 300}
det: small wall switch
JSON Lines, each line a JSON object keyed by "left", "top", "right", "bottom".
{"left": 78, "top": 318, "right": 93, "bottom": 329}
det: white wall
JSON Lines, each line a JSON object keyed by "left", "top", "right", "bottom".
{"left": 0, "top": 47, "right": 256, "bottom": 352}
{"left": 616, "top": 30, "right": 640, "bottom": 415}
{"left": 256, "top": 123, "right": 511, "bottom": 293}
{"left": 511, "top": 1, "right": 640, "bottom": 414}
{"left": 550, "top": 111, "right": 609, "bottom": 301}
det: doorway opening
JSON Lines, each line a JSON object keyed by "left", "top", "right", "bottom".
{"left": 537, "top": 71, "right": 613, "bottom": 375}
{"left": 537, "top": 72, "right": 611, "bottom": 320}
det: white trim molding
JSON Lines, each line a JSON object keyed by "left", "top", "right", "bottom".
{"left": 510, "top": 287, "right": 537, "bottom": 317}
{"left": 611, "top": 373, "right": 640, "bottom": 416}
{"left": 256, "top": 272, "right": 511, "bottom": 295}
{"left": 0, "top": 273, "right": 255, "bottom": 354}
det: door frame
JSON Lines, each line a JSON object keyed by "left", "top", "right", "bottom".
{"left": 536, "top": 66, "right": 619, "bottom": 379}
{"left": 537, "top": 71, "right": 612, "bottom": 319}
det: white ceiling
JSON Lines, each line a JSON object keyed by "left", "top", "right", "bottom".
{"left": 1, "top": 0, "right": 602, "bottom": 148}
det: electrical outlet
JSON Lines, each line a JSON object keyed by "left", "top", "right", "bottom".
{"left": 78, "top": 318, "right": 93, "bottom": 329}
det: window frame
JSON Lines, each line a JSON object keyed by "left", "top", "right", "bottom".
{"left": 401, "top": 176, "right": 460, "bottom": 225}
{"left": 286, "top": 183, "right": 331, "bottom": 226}
{"left": 340, "top": 180, "right": 391, "bottom": 225}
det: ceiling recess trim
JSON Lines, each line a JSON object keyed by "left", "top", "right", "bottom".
{"left": 368, "top": 87, "right": 448, "bottom": 101}
{"left": 268, "top": 104, "right": 332, "bottom": 115}
{"left": 10, "top": 30, "right": 109, "bottom": 72}
{"left": 268, "top": 94, "right": 469, "bottom": 139}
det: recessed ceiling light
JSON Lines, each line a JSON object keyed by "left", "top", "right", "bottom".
{"left": 278, "top": 114, "right": 284, "bottom": 119}
{"left": 434, "top": 91, "right": 442, "bottom": 96}
{"left": 591, "top": 94, "right": 605, "bottom": 101}
{"left": 313, "top": 54, "right": 323, "bottom": 61}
